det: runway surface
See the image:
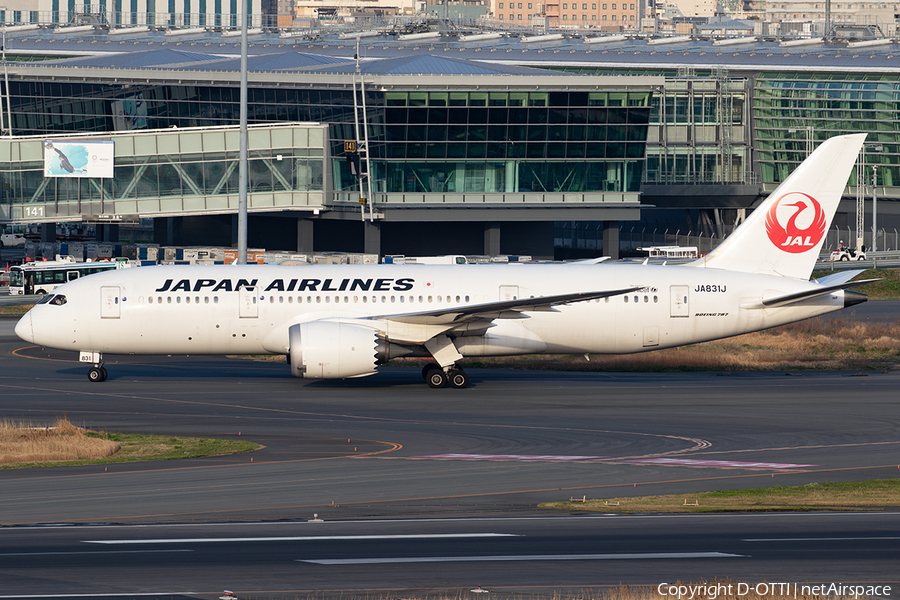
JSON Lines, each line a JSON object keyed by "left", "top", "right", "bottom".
{"left": 1, "top": 302, "right": 899, "bottom": 599}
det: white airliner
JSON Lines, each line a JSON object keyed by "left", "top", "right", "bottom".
{"left": 16, "top": 134, "right": 873, "bottom": 388}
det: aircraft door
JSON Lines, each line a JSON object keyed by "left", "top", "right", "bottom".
{"left": 239, "top": 286, "right": 258, "bottom": 318}
{"left": 100, "top": 286, "right": 121, "bottom": 319}
{"left": 670, "top": 285, "right": 689, "bottom": 318}
{"left": 643, "top": 326, "right": 659, "bottom": 347}
{"left": 499, "top": 285, "right": 519, "bottom": 301}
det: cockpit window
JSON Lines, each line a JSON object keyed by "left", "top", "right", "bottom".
{"left": 39, "top": 294, "right": 67, "bottom": 306}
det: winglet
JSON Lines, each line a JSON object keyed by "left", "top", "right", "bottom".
{"left": 689, "top": 134, "right": 866, "bottom": 280}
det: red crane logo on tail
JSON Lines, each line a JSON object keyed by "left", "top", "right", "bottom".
{"left": 765, "top": 192, "right": 827, "bottom": 254}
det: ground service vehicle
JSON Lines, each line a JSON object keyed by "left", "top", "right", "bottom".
{"left": 8, "top": 257, "right": 120, "bottom": 295}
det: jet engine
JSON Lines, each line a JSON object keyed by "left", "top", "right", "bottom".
{"left": 288, "top": 321, "right": 379, "bottom": 379}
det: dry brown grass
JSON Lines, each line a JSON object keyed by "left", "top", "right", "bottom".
{"left": 0, "top": 417, "right": 120, "bottom": 465}
{"left": 286, "top": 581, "right": 879, "bottom": 600}
{"left": 605, "top": 580, "right": 880, "bottom": 600}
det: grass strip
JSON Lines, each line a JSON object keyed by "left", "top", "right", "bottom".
{"left": 1, "top": 418, "right": 259, "bottom": 469}
{"left": 541, "top": 479, "right": 900, "bottom": 513}
{"left": 0, "top": 304, "right": 32, "bottom": 315}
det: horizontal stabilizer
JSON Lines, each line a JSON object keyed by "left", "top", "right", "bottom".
{"left": 813, "top": 269, "right": 866, "bottom": 286}
{"left": 741, "top": 279, "right": 878, "bottom": 309}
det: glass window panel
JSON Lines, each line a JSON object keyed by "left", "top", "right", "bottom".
{"left": 449, "top": 92, "right": 468, "bottom": 106}
{"left": 469, "top": 92, "right": 488, "bottom": 106}
{"left": 426, "top": 143, "right": 446, "bottom": 159}
{"left": 468, "top": 107, "right": 487, "bottom": 123}
{"left": 529, "top": 92, "right": 548, "bottom": 107}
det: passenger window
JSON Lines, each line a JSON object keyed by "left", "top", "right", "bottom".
{"left": 148, "top": 296, "right": 154, "bottom": 304}
{"left": 624, "top": 296, "right": 629, "bottom": 303}
{"left": 214, "top": 297, "right": 219, "bottom": 304}
{"left": 176, "top": 297, "right": 181, "bottom": 304}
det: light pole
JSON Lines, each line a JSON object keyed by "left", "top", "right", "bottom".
{"left": 872, "top": 164, "right": 878, "bottom": 253}
{"left": 862, "top": 144, "right": 884, "bottom": 252}
{"left": 0, "top": 7, "right": 10, "bottom": 137}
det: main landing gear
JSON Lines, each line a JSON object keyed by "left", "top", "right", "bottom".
{"left": 421, "top": 334, "right": 469, "bottom": 389}
{"left": 421, "top": 362, "right": 469, "bottom": 389}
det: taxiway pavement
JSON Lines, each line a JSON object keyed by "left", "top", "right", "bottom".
{"left": 1, "top": 306, "right": 899, "bottom": 598}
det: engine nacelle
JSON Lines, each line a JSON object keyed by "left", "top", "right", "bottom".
{"left": 288, "top": 321, "right": 378, "bottom": 379}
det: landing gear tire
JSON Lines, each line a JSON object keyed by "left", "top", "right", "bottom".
{"left": 88, "top": 367, "right": 106, "bottom": 383}
{"left": 448, "top": 368, "right": 469, "bottom": 389}
{"left": 425, "top": 367, "right": 449, "bottom": 389}
{"left": 421, "top": 362, "right": 440, "bottom": 382}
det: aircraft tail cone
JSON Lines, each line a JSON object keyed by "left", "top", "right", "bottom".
{"left": 844, "top": 290, "right": 867, "bottom": 308}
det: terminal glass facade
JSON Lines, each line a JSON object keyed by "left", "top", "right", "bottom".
{"left": 375, "top": 90, "right": 650, "bottom": 194}
{"left": 5, "top": 80, "right": 652, "bottom": 199}
{"left": 754, "top": 72, "right": 900, "bottom": 189}
{"left": 551, "top": 67, "right": 748, "bottom": 185}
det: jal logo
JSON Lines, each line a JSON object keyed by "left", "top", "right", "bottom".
{"left": 764, "top": 192, "right": 826, "bottom": 253}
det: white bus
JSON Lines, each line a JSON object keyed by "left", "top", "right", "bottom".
{"left": 8, "top": 256, "right": 124, "bottom": 295}
{"left": 638, "top": 246, "right": 699, "bottom": 259}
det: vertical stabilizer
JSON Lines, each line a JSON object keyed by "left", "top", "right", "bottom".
{"left": 689, "top": 133, "right": 866, "bottom": 279}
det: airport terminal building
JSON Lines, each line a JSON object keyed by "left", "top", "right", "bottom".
{"left": 1, "top": 29, "right": 899, "bottom": 257}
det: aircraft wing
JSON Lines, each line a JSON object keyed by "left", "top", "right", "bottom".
{"left": 375, "top": 286, "right": 645, "bottom": 326}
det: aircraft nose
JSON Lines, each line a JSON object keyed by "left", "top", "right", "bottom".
{"left": 15, "top": 310, "right": 34, "bottom": 343}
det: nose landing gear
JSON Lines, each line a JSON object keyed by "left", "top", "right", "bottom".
{"left": 88, "top": 366, "right": 108, "bottom": 382}
{"left": 81, "top": 351, "right": 108, "bottom": 382}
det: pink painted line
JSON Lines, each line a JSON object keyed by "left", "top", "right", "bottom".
{"left": 412, "top": 454, "right": 605, "bottom": 462}
{"left": 625, "top": 458, "right": 818, "bottom": 469}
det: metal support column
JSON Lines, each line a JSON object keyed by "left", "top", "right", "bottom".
{"left": 602, "top": 221, "right": 620, "bottom": 260}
